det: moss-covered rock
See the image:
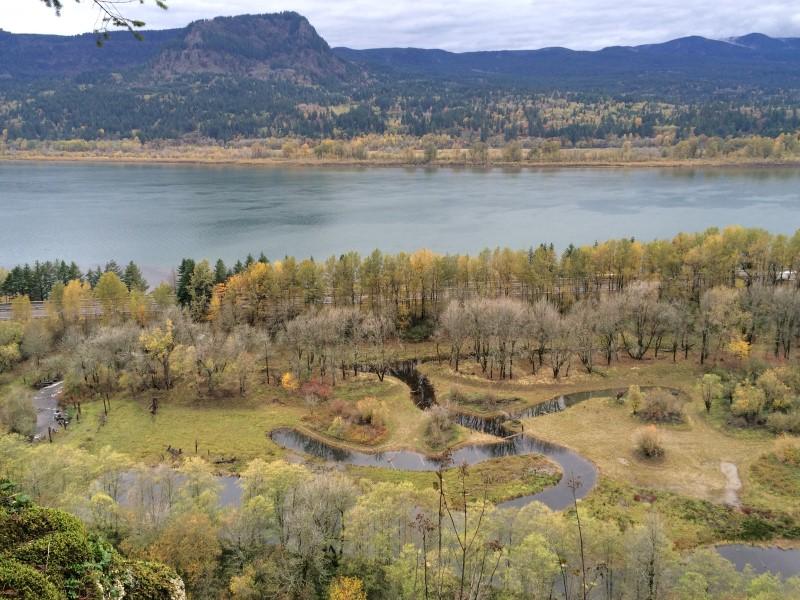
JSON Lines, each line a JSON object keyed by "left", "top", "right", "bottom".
{"left": 0, "top": 480, "right": 185, "bottom": 599}
{"left": 0, "top": 505, "right": 84, "bottom": 548}
{"left": 0, "top": 559, "right": 60, "bottom": 600}
{"left": 5, "top": 531, "right": 94, "bottom": 591}
{"left": 121, "top": 560, "right": 187, "bottom": 600}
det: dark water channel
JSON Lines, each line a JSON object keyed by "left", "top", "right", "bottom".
{"left": 270, "top": 362, "right": 598, "bottom": 510}
{"left": 715, "top": 544, "right": 800, "bottom": 579}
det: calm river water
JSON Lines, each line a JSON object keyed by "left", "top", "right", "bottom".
{"left": 2, "top": 162, "right": 800, "bottom": 280}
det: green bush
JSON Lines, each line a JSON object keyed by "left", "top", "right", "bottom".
{"left": 0, "top": 505, "right": 84, "bottom": 548}
{"left": 4, "top": 529, "right": 93, "bottom": 593}
{"left": 0, "top": 388, "right": 35, "bottom": 437}
{"left": 0, "top": 559, "right": 59, "bottom": 600}
{"left": 766, "top": 411, "right": 800, "bottom": 435}
{"left": 0, "top": 322, "right": 23, "bottom": 347}
{"left": 123, "top": 560, "right": 186, "bottom": 600}
{"left": 401, "top": 318, "right": 435, "bottom": 342}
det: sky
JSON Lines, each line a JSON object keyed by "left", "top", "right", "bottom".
{"left": 4, "top": 1, "right": 800, "bottom": 52}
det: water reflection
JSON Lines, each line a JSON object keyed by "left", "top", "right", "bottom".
{"left": 3, "top": 163, "right": 799, "bottom": 277}
{"left": 715, "top": 545, "right": 800, "bottom": 579}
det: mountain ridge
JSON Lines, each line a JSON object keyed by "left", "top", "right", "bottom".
{"left": 3, "top": 14, "right": 800, "bottom": 87}
{"left": 0, "top": 12, "right": 361, "bottom": 84}
{"left": 331, "top": 32, "right": 800, "bottom": 87}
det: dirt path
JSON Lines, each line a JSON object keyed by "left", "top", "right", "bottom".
{"left": 720, "top": 461, "right": 742, "bottom": 507}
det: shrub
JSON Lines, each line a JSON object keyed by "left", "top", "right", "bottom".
{"left": 773, "top": 436, "right": 800, "bottom": 466}
{"left": 732, "top": 383, "right": 767, "bottom": 425}
{"left": 637, "top": 389, "right": 685, "bottom": 423}
{"left": 728, "top": 338, "right": 751, "bottom": 360}
{"left": 0, "top": 343, "right": 21, "bottom": 374}
{"left": 757, "top": 370, "right": 794, "bottom": 412}
{"left": 328, "top": 398, "right": 351, "bottom": 418}
{"left": 626, "top": 385, "right": 644, "bottom": 415}
{"left": 355, "top": 397, "right": 385, "bottom": 427}
{"left": 0, "top": 388, "right": 35, "bottom": 437}
{"left": 123, "top": 560, "right": 186, "bottom": 600}
{"left": 8, "top": 531, "right": 94, "bottom": 589}
{"left": 425, "top": 406, "right": 453, "bottom": 449}
{"left": 447, "top": 388, "right": 468, "bottom": 404}
{"left": 401, "top": 318, "right": 435, "bottom": 342}
{"left": 280, "top": 372, "right": 299, "bottom": 392}
{"left": 766, "top": 411, "right": 800, "bottom": 435}
{"left": 0, "top": 493, "right": 182, "bottom": 598}
{"left": 300, "top": 381, "right": 332, "bottom": 402}
{"left": 327, "top": 416, "right": 347, "bottom": 439}
{"left": 743, "top": 357, "right": 768, "bottom": 381}
{"left": 0, "top": 559, "right": 59, "bottom": 600}
{"left": 482, "top": 393, "right": 500, "bottom": 409}
{"left": 0, "top": 322, "right": 23, "bottom": 347}
{"left": 0, "top": 505, "right": 84, "bottom": 548}
{"left": 304, "top": 393, "right": 321, "bottom": 408}
{"left": 635, "top": 425, "right": 664, "bottom": 459}
{"left": 329, "top": 576, "right": 367, "bottom": 600}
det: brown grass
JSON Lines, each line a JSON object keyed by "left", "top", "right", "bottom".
{"left": 522, "top": 391, "right": 775, "bottom": 506}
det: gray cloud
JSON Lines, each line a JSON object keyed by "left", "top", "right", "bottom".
{"left": 4, "top": 0, "right": 800, "bottom": 51}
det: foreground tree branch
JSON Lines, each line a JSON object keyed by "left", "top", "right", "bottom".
{"left": 39, "top": 0, "right": 168, "bottom": 43}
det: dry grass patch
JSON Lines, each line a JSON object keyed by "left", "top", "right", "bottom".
{"left": 521, "top": 393, "right": 774, "bottom": 505}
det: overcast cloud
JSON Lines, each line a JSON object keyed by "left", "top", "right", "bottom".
{"left": 4, "top": 0, "right": 800, "bottom": 52}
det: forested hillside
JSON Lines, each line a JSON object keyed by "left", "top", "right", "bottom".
{"left": 3, "top": 13, "right": 800, "bottom": 144}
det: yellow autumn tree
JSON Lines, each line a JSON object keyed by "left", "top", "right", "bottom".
{"left": 10, "top": 295, "right": 32, "bottom": 323}
{"left": 95, "top": 271, "right": 129, "bottom": 320}
{"left": 129, "top": 289, "right": 149, "bottom": 326}
{"left": 140, "top": 319, "right": 177, "bottom": 389}
{"left": 728, "top": 337, "right": 751, "bottom": 361}
{"left": 147, "top": 511, "right": 221, "bottom": 596}
{"left": 62, "top": 279, "right": 93, "bottom": 323}
{"left": 281, "top": 372, "right": 299, "bottom": 392}
{"left": 328, "top": 576, "right": 367, "bottom": 600}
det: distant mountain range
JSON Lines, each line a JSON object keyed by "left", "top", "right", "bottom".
{"left": 2, "top": 13, "right": 800, "bottom": 142}
{"left": 3, "top": 14, "right": 800, "bottom": 90}
{"left": 336, "top": 33, "right": 800, "bottom": 90}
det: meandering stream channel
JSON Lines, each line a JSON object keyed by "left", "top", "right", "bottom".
{"left": 271, "top": 362, "right": 601, "bottom": 511}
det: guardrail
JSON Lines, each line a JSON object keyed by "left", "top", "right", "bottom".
{"left": 0, "top": 300, "right": 159, "bottom": 321}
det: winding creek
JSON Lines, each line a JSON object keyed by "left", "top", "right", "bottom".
{"left": 32, "top": 381, "right": 63, "bottom": 441}
{"left": 271, "top": 362, "right": 601, "bottom": 511}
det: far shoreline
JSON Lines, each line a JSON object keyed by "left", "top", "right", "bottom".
{"left": 5, "top": 153, "right": 800, "bottom": 171}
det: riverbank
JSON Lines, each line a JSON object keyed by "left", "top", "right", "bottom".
{"left": 4, "top": 151, "right": 800, "bottom": 170}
